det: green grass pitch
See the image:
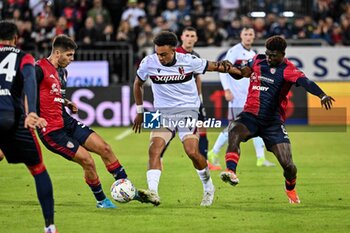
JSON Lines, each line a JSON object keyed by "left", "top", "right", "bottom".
{"left": 0, "top": 126, "right": 349, "bottom": 233}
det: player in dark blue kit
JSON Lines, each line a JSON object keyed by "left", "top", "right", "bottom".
{"left": 0, "top": 21, "right": 58, "bottom": 233}
{"left": 220, "top": 36, "right": 335, "bottom": 204}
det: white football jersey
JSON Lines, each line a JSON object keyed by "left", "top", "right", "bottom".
{"left": 137, "top": 52, "right": 208, "bottom": 109}
{"left": 219, "top": 43, "right": 256, "bottom": 107}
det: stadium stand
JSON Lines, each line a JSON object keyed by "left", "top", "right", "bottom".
{"left": 1, "top": 0, "right": 349, "bottom": 83}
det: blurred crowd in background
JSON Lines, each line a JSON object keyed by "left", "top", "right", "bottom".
{"left": 1, "top": 0, "right": 350, "bottom": 57}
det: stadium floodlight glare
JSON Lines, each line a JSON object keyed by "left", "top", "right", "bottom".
{"left": 282, "top": 11, "right": 295, "bottom": 17}
{"left": 249, "top": 11, "right": 266, "bottom": 18}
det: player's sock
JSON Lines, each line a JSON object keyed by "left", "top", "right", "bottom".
{"left": 225, "top": 152, "right": 240, "bottom": 172}
{"left": 33, "top": 170, "right": 54, "bottom": 227}
{"left": 253, "top": 137, "right": 265, "bottom": 159}
{"left": 285, "top": 178, "right": 297, "bottom": 191}
{"left": 199, "top": 132, "right": 208, "bottom": 159}
{"left": 196, "top": 166, "right": 214, "bottom": 192}
{"left": 212, "top": 131, "right": 228, "bottom": 154}
{"left": 146, "top": 169, "right": 161, "bottom": 194}
{"left": 106, "top": 160, "right": 127, "bottom": 180}
{"left": 86, "top": 177, "right": 106, "bottom": 201}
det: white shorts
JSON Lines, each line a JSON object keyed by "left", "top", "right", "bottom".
{"left": 228, "top": 97, "right": 245, "bottom": 120}
{"left": 151, "top": 109, "right": 199, "bottom": 142}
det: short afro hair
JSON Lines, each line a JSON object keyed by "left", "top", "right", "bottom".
{"left": 265, "top": 36, "right": 287, "bottom": 52}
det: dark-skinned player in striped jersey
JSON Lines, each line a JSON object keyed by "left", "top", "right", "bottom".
{"left": 220, "top": 36, "right": 335, "bottom": 204}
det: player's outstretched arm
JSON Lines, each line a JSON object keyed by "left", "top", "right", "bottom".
{"left": 133, "top": 77, "right": 145, "bottom": 133}
{"left": 206, "top": 60, "right": 238, "bottom": 74}
{"left": 207, "top": 60, "right": 252, "bottom": 80}
{"left": 296, "top": 77, "right": 335, "bottom": 110}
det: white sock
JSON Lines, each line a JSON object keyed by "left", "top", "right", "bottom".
{"left": 196, "top": 166, "right": 214, "bottom": 192}
{"left": 44, "top": 224, "right": 56, "bottom": 233}
{"left": 253, "top": 137, "right": 265, "bottom": 159}
{"left": 212, "top": 131, "right": 228, "bottom": 154}
{"left": 146, "top": 169, "right": 161, "bottom": 195}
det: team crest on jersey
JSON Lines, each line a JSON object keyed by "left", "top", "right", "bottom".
{"left": 50, "top": 83, "right": 60, "bottom": 95}
{"left": 66, "top": 141, "right": 74, "bottom": 148}
{"left": 178, "top": 66, "right": 184, "bottom": 75}
{"left": 250, "top": 73, "right": 258, "bottom": 82}
{"left": 270, "top": 68, "right": 276, "bottom": 74}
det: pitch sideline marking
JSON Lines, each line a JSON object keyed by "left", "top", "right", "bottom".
{"left": 115, "top": 128, "right": 133, "bottom": 141}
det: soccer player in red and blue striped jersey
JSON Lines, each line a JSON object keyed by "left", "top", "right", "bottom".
{"left": 0, "top": 20, "right": 57, "bottom": 233}
{"left": 220, "top": 36, "right": 335, "bottom": 204}
{"left": 36, "top": 35, "right": 159, "bottom": 208}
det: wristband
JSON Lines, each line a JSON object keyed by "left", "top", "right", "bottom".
{"left": 321, "top": 95, "right": 327, "bottom": 101}
{"left": 136, "top": 105, "right": 144, "bottom": 114}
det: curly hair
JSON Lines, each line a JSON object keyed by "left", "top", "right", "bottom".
{"left": 265, "top": 36, "right": 287, "bottom": 52}
{"left": 153, "top": 31, "right": 178, "bottom": 47}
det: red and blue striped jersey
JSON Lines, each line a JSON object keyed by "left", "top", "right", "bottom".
{"left": 36, "top": 58, "right": 68, "bottom": 135}
{"left": 0, "top": 45, "right": 35, "bottom": 112}
{"left": 244, "top": 54, "right": 306, "bottom": 122}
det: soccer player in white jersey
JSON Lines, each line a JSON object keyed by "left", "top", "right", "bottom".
{"left": 208, "top": 27, "right": 275, "bottom": 168}
{"left": 133, "top": 31, "right": 244, "bottom": 206}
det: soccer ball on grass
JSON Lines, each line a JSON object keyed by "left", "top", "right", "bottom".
{"left": 110, "top": 179, "right": 136, "bottom": 203}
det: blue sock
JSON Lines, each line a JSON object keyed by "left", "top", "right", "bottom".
{"left": 111, "top": 166, "right": 127, "bottom": 180}
{"left": 225, "top": 152, "right": 240, "bottom": 172}
{"left": 89, "top": 183, "right": 106, "bottom": 202}
{"left": 199, "top": 134, "right": 208, "bottom": 159}
{"left": 107, "top": 161, "right": 127, "bottom": 180}
{"left": 33, "top": 170, "right": 54, "bottom": 227}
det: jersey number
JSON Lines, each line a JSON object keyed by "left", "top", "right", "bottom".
{"left": 0, "top": 53, "right": 17, "bottom": 82}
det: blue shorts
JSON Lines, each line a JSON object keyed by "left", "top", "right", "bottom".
{"left": 39, "top": 116, "right": 94, "bottom": 160}
{"left": 0, "top": 113, "right": 42, "bottom": 166}
{"left": 234, "top": 112, "right": 290, "bottom": 151}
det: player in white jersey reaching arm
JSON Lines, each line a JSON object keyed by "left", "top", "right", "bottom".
{"left": 208, "top": 27, "right": 275, "bottom": 168}
{"left": 133, "top": 31, "right": 244, "bottom": 206}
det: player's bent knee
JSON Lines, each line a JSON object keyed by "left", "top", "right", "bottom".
{"left": 228, "top": 130, "right": 241, "bottom": 143}
{"left": 76, "top": 152, "right": 96, "bottom": 170}
{"left": 149, "top": 140, "right": 166, "bottom": 158}
{"left": 184, "top": 146, "right": 197, "bottom": 157}
{"left": 27, "top": 162, "right": 47, "bottom": 176}
{"left": 183, "top": 135, "right": 199, "bottom": 157}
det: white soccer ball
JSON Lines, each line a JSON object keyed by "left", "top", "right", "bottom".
{"left": 110, "top": 179, "right": 136, "bottom": 203}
